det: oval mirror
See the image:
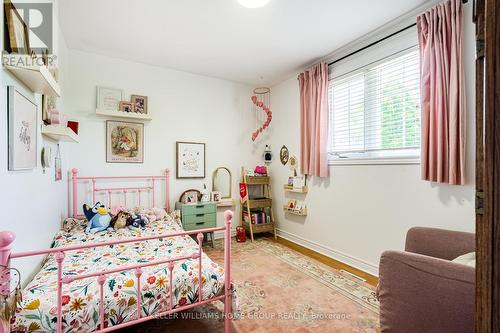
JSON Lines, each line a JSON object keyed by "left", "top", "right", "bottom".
{"left": 212, "top": 167, "right": 232, "bottom": 199}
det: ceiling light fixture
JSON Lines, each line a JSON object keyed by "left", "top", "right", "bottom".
{"left": 238, "top": 0, "right": 270, "bottom": 8}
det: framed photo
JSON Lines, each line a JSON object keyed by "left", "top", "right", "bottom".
{"left": 97, "top": 86, "right": 124, "bottom": 111}
{"left": 8, "top": 86, "right": 37, "bottom": 170}
{"left": 180, "top": 189, "right": 200, "bottom": 204}
{"left": 131, "top": 95, "right": 148, "bottom": 114}
{"left": 293, "top": 175, "right": 306, "bottom": 189}
{"left": 106, "top": 121, "right": 144, "bottom": 163}
{"left": 176, "top": 142, "right": 205, "bottom": 179}
{"left": 4, "top": 0, "right": 30, "bottom": 54}
{"left": 211, "top": 191, "right": 222, "bottom": 203}
{"left": 54, "top": 157, "right": 62, "bottom": 181}
{"left": 119, "top": 101, "right": 134, "bottom": 113}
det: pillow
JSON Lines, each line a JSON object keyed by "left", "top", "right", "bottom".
{"left": 452, "top": 252, "right": 475, "bottom": 268}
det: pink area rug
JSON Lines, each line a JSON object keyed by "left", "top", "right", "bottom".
{"left": 120, "top": 238, "right": 380, "bottom": 333}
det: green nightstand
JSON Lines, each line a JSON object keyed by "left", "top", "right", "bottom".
{"left": 175, "top": 201, "right": 217, "bottom": 247}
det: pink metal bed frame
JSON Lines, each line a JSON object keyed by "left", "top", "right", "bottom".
{"left": 0, "top": 169, "right": 233, "bottom": 333}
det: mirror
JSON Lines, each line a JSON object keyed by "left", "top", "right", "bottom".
{"left": 212, "top": 167, "right": 232, "bottom": 199}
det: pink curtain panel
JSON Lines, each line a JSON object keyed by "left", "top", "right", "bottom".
{"left": 298, "top": 62, "right": 329, "bottom": 178}
{"left": 417, "top": 0, "right": 466, "bottom": 185}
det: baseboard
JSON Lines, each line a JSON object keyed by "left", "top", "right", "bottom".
{"left": 275, "top": 228, "right": 379, "bottom": 277}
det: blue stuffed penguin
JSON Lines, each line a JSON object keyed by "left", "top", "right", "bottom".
{"left": 83, "top": 202, "right": 112, "bottom": 233}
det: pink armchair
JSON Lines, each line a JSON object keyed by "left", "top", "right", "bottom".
{"left": 377, "top": 227, "right": 475, "bottom": 333}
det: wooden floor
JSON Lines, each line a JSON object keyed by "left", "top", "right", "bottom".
{"left": 264, "top": 235, "right": 379, "bottom": 286}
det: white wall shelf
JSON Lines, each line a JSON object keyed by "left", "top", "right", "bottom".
{"left": 96, "top": 109, "right": 152, "bottom": 121}
{"left": 41, "top": 125, "right": 79, "bottom": 143}
{"left": 4, "top": 64, "right": 60, "bottom": 97}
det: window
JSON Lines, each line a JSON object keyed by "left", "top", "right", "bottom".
{"left": 328, "top": 48, "right": 421, "bottom": 162}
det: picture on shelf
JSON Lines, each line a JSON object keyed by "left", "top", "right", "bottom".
{"left": 212, "top": 191, "right": 222, "bottom": 203}
{"left": 131, "top": 95, "right": 148, "bottom": 114}
{"left": 180, "top": 189, "right": 200, "bottom": 204}
{"left": 97, "top": 86, "right": 123, "bottom": 111}
{"left": 119, "top": 101, "right": 134, "bottom": 113}
{"left": 4, "top": 0, "right": 30, "bottom": 54}
{"left": 106, "top": 121, "right": 144, "bottom": 163}
{"left": 287, "top": 176, "right": 294, "bottom": 186}
{"left": 293, "top": 175, "right": 306, "bottom": 189}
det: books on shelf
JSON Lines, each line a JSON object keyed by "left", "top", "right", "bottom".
{"left": 243, "top": 211, "right": 269, "bottom": 224}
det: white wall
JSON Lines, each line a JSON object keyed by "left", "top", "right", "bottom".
{"left": 0, "top": 0, "right": 70, "bottom": 281}
{"left": 63, "top": 50, "right": 255, "bottom": 232}
{"left": 256, "top": 3, "right": 476, "bottom": 275}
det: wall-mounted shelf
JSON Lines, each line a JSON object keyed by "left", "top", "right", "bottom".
{"left": 283, "top": 206, "right": 307, "bottom": 216}
{"left": 41, "top": 125, "right": 79, "bottom": 143}
{"left": 96, "top": 109, "right": 152, "bottom": 121}
{"left": 217, "top": 199, "right": 235, "bottom": 207}
{"left": 4, "top": 64, "right": 60, "bottom": 97}
{"left": 284, "top": 185, "right": 308, "bottom": 193}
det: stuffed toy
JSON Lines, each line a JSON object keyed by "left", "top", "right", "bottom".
{"left": 83, "top": 202, "right": 112, "bottom": 233}
{"left": 110, "top": 211, "right": 130, "bottom": 230}
{"left": 127, "top": 213, "right": 148, "bottom": 229}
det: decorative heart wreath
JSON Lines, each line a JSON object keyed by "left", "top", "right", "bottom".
{"left": 251, "top": 88, "right": 272, "bottom": 141}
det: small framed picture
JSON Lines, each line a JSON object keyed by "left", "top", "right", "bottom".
{"left": 97, "top": 86, "right": 124, "bottom": 111}
{"left": 287, "top": 177, "right": 294, "bottom": 186}
{"left": 180, "top": 189, "right": 200, "bottom": 204}
{"left": 5, "top": 0, "right": 30, "bottom": 54}
{"left": 293, "top": 176, "right": 306, "bottom": 189}
{"left": 106, "top": 121, "right": 144, "bottom": 163}
{"left": 131, "top": 95, "right": 148, "bottom": 114}
{"left": 176, "top": 142, "right": 206, "bottom": 179}
{"left": 212, "top": 191, "right": 222, "bottom": 203}
{"left": 119, "top": 101, "right": 134, "bottom": 113}
{"left": 55, "top": 156, "right": 62, "bottom": 181}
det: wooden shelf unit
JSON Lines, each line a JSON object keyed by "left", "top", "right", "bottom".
{"left": 96, "top": 109, "right": 152, "bottom": 121}
{"left": 240, "top": 168, "right": 276, "bottom": 242}
{"left": 41, "top": 125, "right": 79, "bottom": 143}
{"left": 4, "top": 64, "right": 60, "bottom": 97}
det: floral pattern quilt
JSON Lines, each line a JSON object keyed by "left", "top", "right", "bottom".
{"left": 12, "top": 214, "right": 227, "bottom": 332}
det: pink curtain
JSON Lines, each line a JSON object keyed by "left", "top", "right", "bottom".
{"left": 417, "top": 0, "right": 465, "bottom": 185}
{"left": 298, "top": 62, "right": 329, "bottom": 178}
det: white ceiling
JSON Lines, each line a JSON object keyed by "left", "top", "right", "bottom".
{"left": 59, "top": 0, "right": 427, "bottom": 86}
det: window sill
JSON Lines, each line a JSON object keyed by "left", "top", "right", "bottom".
{"left": 329, "top": 157, "right": 420, "bottom": 166}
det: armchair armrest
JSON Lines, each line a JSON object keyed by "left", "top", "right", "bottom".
{"left": 405, "top": 227, "right": 475, "bottom": 260}
{"left": 378, "top": 250, "right": 474, "bottom": 333}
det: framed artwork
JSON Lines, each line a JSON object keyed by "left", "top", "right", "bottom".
{"left": 106, "top": 121, "right": 144, "bottom": 163}
{"left": 131, "top": 95, "right": 148, "bottom": 114}
{"left": 8, "top": 86, "right": 37, "bottom": 170}
{"left": 97, "top": 86, "right": 124, "bottom": 111}
{"left": 211, "top": 191, "right": 222, "bottom": 203}
{"left": 180, "top": 189, "right": 200, "bottom": 204}
{"left": 119, "top": 101, "right": 134, "bottom": 113}
{"left": 4, "top": 0, "right": 30, "bottom": 54}
{"left": 55, "top": 145, "right": 62, "bottom": 181}
{"left": 176, "top": 142, "right": 205, "bottom": 178}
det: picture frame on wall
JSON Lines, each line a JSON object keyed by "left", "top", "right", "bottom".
{"left": 119, "top": 101, "right": 134, "bottom": 113}
{"left": 97, "top": 86, "right": 124, "bottom": 112}
{"left": 8, "top": 86, "right": 37, "bottom": 170}
{"left": 131, "top": 95, "right": 148, "bottom": 114}
{"left": 176, "top": 142, "right": 206, "bottom": 179}
{"left": 4, "top": 0, "right": 30, "bottom": 54}
{"left": 106, "top": 120, "right": 144, "bottom": 163}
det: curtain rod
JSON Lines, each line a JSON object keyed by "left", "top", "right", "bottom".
{"left": 328, "top": 0, "right": 468, "bottom": 66}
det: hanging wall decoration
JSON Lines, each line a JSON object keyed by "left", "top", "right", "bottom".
{"left": 251, "top": 87, "right": 272, "bottom": 141}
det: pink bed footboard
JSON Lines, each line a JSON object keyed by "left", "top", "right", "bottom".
{"left": 0, "top": 210, "right": 233, "bottom": 333}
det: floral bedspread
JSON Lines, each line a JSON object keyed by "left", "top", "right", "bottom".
{"left": 12, "top": 214, "right": 227, "bottom": 332}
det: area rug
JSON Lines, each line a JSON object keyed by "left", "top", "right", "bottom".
{"left": 120, "top": 237, "right": 380, "bottom": 333}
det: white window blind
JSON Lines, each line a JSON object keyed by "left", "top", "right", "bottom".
{"left": 328, "top": 46, "right": 421, "bottom": 161}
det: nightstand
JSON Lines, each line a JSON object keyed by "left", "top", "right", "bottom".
{"left": 175, "top": 201, "right": 217, "bottom": 247}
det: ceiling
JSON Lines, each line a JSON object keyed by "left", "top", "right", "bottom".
{"left": 59, "top": 0, "right": 427, "bottom": 86}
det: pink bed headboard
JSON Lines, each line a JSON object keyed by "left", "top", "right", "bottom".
{"left": 71, "top": 168, "right": 171, "bottom": 217}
